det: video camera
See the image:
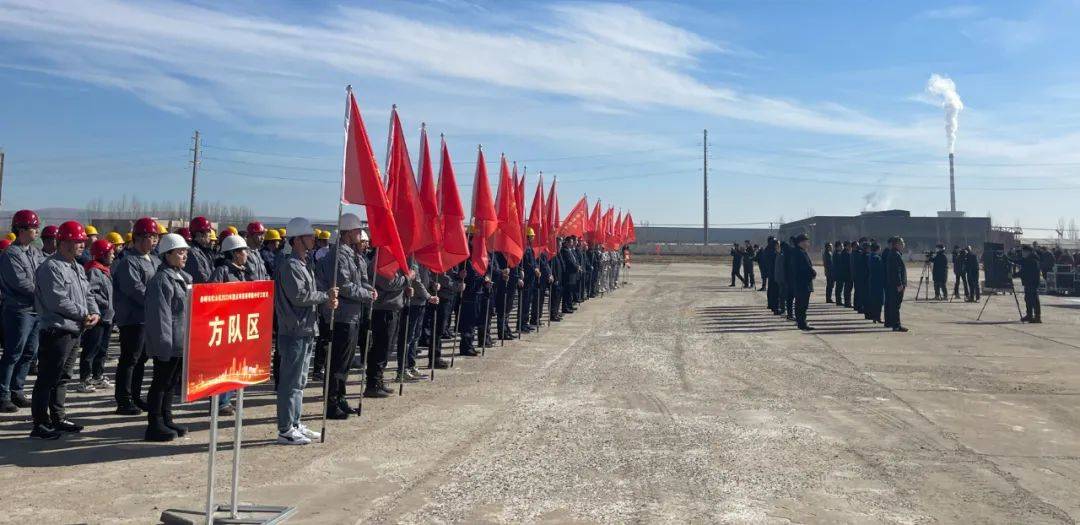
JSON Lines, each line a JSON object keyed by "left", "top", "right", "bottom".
{"left": 982, "top": 242, "right": 1017, "bottom": 289}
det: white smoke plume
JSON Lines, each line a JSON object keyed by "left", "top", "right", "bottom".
{"left": 861, "top": 189, "right": 892, "bottom": 212}
{"left": 926, "top": 73, "right": 964, "bottom": 153}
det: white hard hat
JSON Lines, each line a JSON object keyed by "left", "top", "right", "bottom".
{"left": 285, "top": 217, "right": 315, "bottom": 237}
{"left": 221, "top": 234, "right": 248, "bottom": 253}
{"left": 158, "top": 233, "right": 189, "bottom": 254}
{"left": 340, "top": 213, "right": 363, "bottom": 232}
{"left": 360, "top": 230, "right": 370, "bottom": 241}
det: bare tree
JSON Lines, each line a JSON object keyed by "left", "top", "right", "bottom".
{"left": 87, "top": 195, "right": 254, "bottom": 225}
{"left": 1069, "top": 218, "right": 1079, "bottom": 241}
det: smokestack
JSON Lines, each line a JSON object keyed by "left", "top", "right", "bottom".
{"left": 948, "top": 152, "right": 956, "bottom": 212}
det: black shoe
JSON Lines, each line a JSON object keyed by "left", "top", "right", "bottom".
{"left": 144, "top": 425, "right": 178, "bottom": 442}
{"left": 1020, "top": 315, "right": 1032, "bottom": 323}
{"left": 434, "top": 359, "right": 450, "bottom": 369}
{"left": 758, "top": 287, "right": 767, "bottom": 291}
{"left": 217, "top": 404, "right": 235, "bottom": 416}
{"left": 326, "top": 408, "right": 349, "bottom": 420}
{"left": 335, "top": 399, "right": 356, "bottom": 415}
{"left": 460, "top": 348, "right": 480, "bottom": 357}
{"left": 728, "top": 284, "right": 735, "bottom": 287}
{"left": 312, "top": 370, "right": 325, "bottom": 381}
{"left": 1030, "top": 318, "right": 1042, "bottom": 324}
{"left": 115, "top": 404, "right": 142, "bottom": 416}
{"left": 30, "top": 424, "right": 61, "bottom": 440}
{"left": 363, "top": 387, "right": 390, "bottom": 398}
{"left": 133, "top": 398, "right": 149, "bottom": 411}
{"left": 825, "top": 299, "right": 833, "bottom": 303}
{"left": 0, "top": 400, "right": 17, "bottom": 413}
{"left": 892, "top": 326, "right": 909, "bottom": 332}
{"left": 785, "top": 315, "right": 794, "bottom": 321}
{"left": 11, "top": 392, "right": 30, "bottom": 408}
{"left": 51, "top": 419, "right": 84, "bottom": 433}
{"left": 550, "top": 317, "right": 562, "bottom": 322}
{"left": 164, "top": 421, "right": 189, "bottom": 437}
{"left": 798, "top": 325, "right": 815, "bottom": 331}
{"left": 378, "top": 382, "right": 393, "bottom": 395}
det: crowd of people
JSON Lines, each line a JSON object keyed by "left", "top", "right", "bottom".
{"left": 0, "top": 210, "right": 632, "bottom": 444}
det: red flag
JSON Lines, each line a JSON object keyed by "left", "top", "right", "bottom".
{"left": 587, "top": 200, "right": 602, "bottom": 243}
{"left": 625, "top": 212, "right": 636, "bottom": 243}
{"left": 379, "top": 108, "right": 426, "bottom": 277}
{"left": 493, "top": 155, "right": 524, "bottom": 267}
{"left": 469, "top": 148, "right": 497, "bottom": 274}
{"left": 516, "top": 166, "right": 526, "bottom": 234}
{"left": 341, "top": 90, "right": 407, "bottom": 278}
{"left": 544, "top": 177, "right": 559, "bottom": 255}
{"left": 558, "top": 196, "right": 588, "bottom": 238}
{"left": 414, "top": 125, "right": 443, "bottom": 273}
{"left": 609, "top": 209, "right": 623, "bottom": 250}
{"left": 436, "top": 136, "right": 469, "bottom": 272}
{"left": 527, "top": 173, "right": 545, "bottom": 253}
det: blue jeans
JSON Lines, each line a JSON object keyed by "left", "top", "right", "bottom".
{"left": 275, "top": 334, "right": 314, "bottom": 434}
{"left": 404, "top": 304, "right": 425, "bottom": 368}
{"left": 0, "top": 308, "right": 40, "bottom": 401}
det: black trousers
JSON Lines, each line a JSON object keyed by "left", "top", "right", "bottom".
{"left": 31, "top": 329, "right": 79, "bottom": 426}
{"left": 824, "top": 274, "right": 834, "bottom": 302}
{"left": 1024, "top": 289, "right": 1041, "bottom": 319}
{"left": 79, "top": 321, "right": 110, "bottom": 382}
{"left": 760, "top": 273, "right": 769, "bottom": 290}
{"left": 967, "top": 276, "right": 981, "bottom": 301}
{"left": 766, "top": 277, "right": 779, "bottom": 311}
{"left": 458, "top": 296, "right": 481, "bottom": 352}
{"left": 933, "top": 279, "right": 947, "bottom": 298}
{"left": 866, "top": 292, "right": 883, "bottom": 322}
{"left": 785, "top": 287, "right": 795, "bottom": 316}
{"left": 730, "top": 263, "right": 745, "bottom": 286}
{"left": 743, "top": 265, "right": 755, "bottom": 287}
{"left": 884, "top": 286, "right": 903, "bottom": 327}
{"left": 550, "top": 284, "right": 562, "bottom": 319}
{"left": 520, "top": 285, "right": 533, "bottom": 328}
{"left": 369, "top": 309, "right": 399, "bottom": 386}
{"left": 313, "top": 319, "right": 331, "bottom": 373}
{"left": 794, "top": 288, "right": 811, "bottom": 327}
{"left": 842, "top": 280, "right": 853, "bottom": 307}
{"left": 146, "top": 357, "right": 181, "bottom": 427}
{"left": 114, "top": 324, "right": 147, "bottom": 406}
{"left": 852, "top": 277, "right": 862, "bottom": 312}
{"left": 327, "top": 322, "right": 359, "bottom": 407}
{"left": 953, "top": 272, "right": 967, "bottom": 297}
{"left": 834, "top": 277, "right": 843, "bottom": 304}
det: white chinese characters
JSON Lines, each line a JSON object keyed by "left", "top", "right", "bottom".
{"left": 208, "top": 313, "right": 261, "bottom": 347}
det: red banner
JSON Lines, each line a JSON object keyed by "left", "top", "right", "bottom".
{"left": 183, "top": 281, "right": 274, "bottom": 403}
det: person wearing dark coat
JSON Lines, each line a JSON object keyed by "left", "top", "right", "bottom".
{"left": 1015, "top": 246, "right": 1042, "bottom": 323}
{"left": 822, "top": 243, "right": 834, "bottom": 303}
{"left": 548, "top": 244, "right": 564, "bottom": 322}
{"left": 773, "top": 242, "right": 788, "bottom": 317}
{"left": 762, "top": 238, "right": 779, "bottom": 313}
{"left": 931, "top": 245, "right": 949, "bottom": 300}
{"left": 831, "top": 241, "right": 846, "bottom": 305}
{"left": 951, "top": 246, "right": 967, "bottom": 299}
{"left": 851, "top": 239, "right": 866, "bottom": 314}
{"left": 142, "top": 234, "right": 193, "bottom": 442}
{"left": 757, "top": 242, "right": 769, "bottom": 291}
{"left": 729, "top": 244, "right": 746, "bottom": 287}
{"left": 791, "top": 235, "right": 817, "bottom": 330}
{"left": 742, "top": 241, "right": 756, "bottom": 288}
{"left": 866, "top": 243, "right": 885, "bottom": 323}
{"left": 883, "top": 237, "right": 908, "bottom": 332}
{"left": 559, "top": 237, "right": 581, "bottom": 314}
{"left": 836, "top": 241, "right": 852, "bottom": 307}
{"left": 964, "top": 247, "right": 981, "bottom": 302}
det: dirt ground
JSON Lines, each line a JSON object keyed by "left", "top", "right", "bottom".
{"left": 2, "top": 261, "right": 1079, "bottom": 524}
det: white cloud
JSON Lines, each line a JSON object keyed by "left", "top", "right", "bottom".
{"left": 918, "top": 5, "right": 982, "bottom": 20}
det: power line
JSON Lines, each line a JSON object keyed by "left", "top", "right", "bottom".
{"left": 201, "top": 155, "right": 334, "bottom": 173}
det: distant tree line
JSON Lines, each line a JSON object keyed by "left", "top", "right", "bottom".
{"left": 86, "top": 195, "right": 255, "bottom": 226}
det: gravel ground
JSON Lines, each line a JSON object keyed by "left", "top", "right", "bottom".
{"left": 1, "top": 261, "right": 1078, "bottom": 524}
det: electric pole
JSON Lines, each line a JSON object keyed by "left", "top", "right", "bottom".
{"left": 0, "top": 149, "right": 5, "bottom": 210}
{"left": 188, "top": 131, "right": 201, "bottom": 221}
{"left": 703, "top": 129, "right": 709, "bottom": 246}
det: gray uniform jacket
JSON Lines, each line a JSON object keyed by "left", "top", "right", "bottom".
{"left": 409, "top": 264, "right": 433, "bottom": 307}
{"left": 86, "top": 264, "right": 114, "bottom": 324}
{"left": 185, "top": 244, "right": 215, "bottom": 284}
{"left": 437, "top": 268, "right": 465, "bottom": 300}
{"left": 373, "top": 269, "right": 408, "bottom": 311}
{"left": 316, "top": 243, "right": 374, "bottom": 324}
{"left": 245, "top": 248, "right": 271, "bottom": 281}
{"left": 144, "top": 265, "right": 193, "bottom": 361}
{"left": 0, "top": 243, "right": 45, "bottom": 312}
{"left": 112, "top": 251, "right": 160, "bottom": 327}
{"left": 274, "top": 253, "right": 329, "bottom": 338}
{"left": 35, "top": 255, "right": 99, "bottom": 334}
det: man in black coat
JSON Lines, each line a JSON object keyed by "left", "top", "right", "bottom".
{"left": 762, "top": 237, "right": 779, "bottom": 313}
{"left": 832, "top": 241, "right": 847, "bottom": 305}
{"left": 792, "top": 234, "right": 817, "bottom": 330}
{"left": 951, "top": 245, "right": 967, "bottom": 299}
{"left": 822, "top": 242, "right": 834, "bottom": 303}
{"left": 839, "top": 241, "right": 853, "bottom": 307}
{"left": 931, "top": 245, "right": 949, "bottom": 300}
{"left": 965, "top": 247, "right": 981, "bottom": 302}
{"left": 851, "top": 239, "right": 867, "bottom": 314}
{"left": 729, "top": 243, "right": 746, "bottom": 287}
{"left": 559, "top": 237, "right": 580, "bottom": 313}
{"left": 1014, "top": 245, "right": 1042, "bottom": 323}
{"left": 742, "top": 241, "right": 756, "bottom": 289}
{"left": 884, "top": 236, "right": 908, "bottom": 332}
{"left": 757, "top": 242, "right": 769, "bottom": 291}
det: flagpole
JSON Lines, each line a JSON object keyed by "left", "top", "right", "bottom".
{"left": 321, "top": 85, "right": 351, "bottom": 443}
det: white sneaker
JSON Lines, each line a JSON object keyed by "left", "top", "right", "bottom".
{"left": 94, "top": 377, "right": 113, "bottom": 388}
{"left": 75, "top": 381, "right": 96, "bottom": 393}
{"left": 276, "top": 428, "right": 311, "bottom": 446}
{"left": 296, "top": 424, "right": 321, "bottom": 441}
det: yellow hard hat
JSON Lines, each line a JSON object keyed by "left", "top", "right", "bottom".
{"left": 226, "top": 225, "right": 238, "bottom": 235}
{"left": 209, "top": 230, "right": 218, "bottom": 241}
{"left": 125, "top": 232, "right": 133, "bottom": 242}
{"left": 314, "top": 228, "right": 323, "bottom": 236}
{"left": 526, "top": 227, "right": 536, "bottom": 237}
{"left": 106, "top": 231, "right": 124, "bottom": 245}
{"left": 278, "top": 228, "right": 286, "bottom": 237}
{"left": 156, "top": 224, "right": 168, "bottom": 234}
{"left": 318, "top": 230, "right": 331, "bottom": 240}
{"left": 5, "top": 232, "right": 15, "bottom": 242}
{"left": 264, "top": 229, "right": 282, "bottom": 241}
{"left": 466, "top": 225, "right": 477, "bottom": 235}
{"left": 85, "top": 225, "right": 99, "bottom": 236}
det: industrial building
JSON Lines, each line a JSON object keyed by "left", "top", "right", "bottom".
{"left": 778, "top": 210, "right": 995, "bottom": 255}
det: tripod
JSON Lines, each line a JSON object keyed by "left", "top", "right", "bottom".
{"left": 976, "top": 285, "right": 1024, "bottom": 322}
{"left": 914, "top": 259, "right": 933, "bottom": 301}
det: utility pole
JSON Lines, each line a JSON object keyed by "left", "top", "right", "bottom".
{"left": 703, "top": 129, "right": 708, "bottom": 246}
{"left": 0, "top": 149, "right": 5, "bottom": 210}
{"left": 188, "top": 131, "right": 201, "bottom": 221}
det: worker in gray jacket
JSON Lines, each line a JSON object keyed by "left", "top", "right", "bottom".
{"left": 429, "top": 264, "right": 464, "bottom": 368}
{"left": 143, "top": 234, "right": 193, "bottom": 442}
{"left": 402, "top": 262, "right": 437, "bottom": 381}
{"left": 111, "top": 217, "right": 161, "bottom": 415}
{"left": 243, "top": 221, "right": 271, "bottom": 280}
{"left": 0, "top": 210, "right": 45, "bottom": 413}
{"left": 30, "top": 221, "right": 100, "bottom": 440}
{"left": 184, "top": 216, "right": 215, "bottom": 284}
{"left": 315, "top": 214, "right": 374, "bottom": 420}
{"left": 368, "top": 262, "right": 410, "bottom": 398}
{"left": 77, "top": 238, "right": 115, "bottom": 393}
{"left": 274, "top": 217, "right": 337, "bottom": 445}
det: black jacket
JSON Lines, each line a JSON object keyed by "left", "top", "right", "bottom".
{"left": 884, "top": 249, "right": 906, "bottom": 288}
{"left": 792, "top": 247, "right": 816, "bottom": 293}
{"left": 932, "top": 252, "right": 949, "bottom": 280}
{"left": 822, "top": 249, "right": 833, "bottom": 276}
{"left": 1015, "top": 255, "right": 1041, "bottom": 288}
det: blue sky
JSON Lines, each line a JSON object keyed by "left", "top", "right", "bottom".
{"left": 2, "top": 0, "right": 1080, "bottom": 234}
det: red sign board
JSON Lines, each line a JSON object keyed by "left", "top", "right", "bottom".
{"left": 182, "top": 280, "right": 274, "bottom": 403}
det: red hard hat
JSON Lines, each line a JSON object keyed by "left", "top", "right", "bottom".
{"left": 90, "top": 239, "right": 113, "bottom": 259}
{"left": 0, "top": 240, "right": 10, "bottom": 251}
{"left": 175, "top": 227, "right": 193, "bottom": 242}
{"left": 41, "top": 225, "right": 59, "bottom": 239}
{"left": 189, "top": 216, "right": 212, "bottom": 233}
{"left": 57, "top": 221, "right": 88, "bottom": 242}
{"left": 246, "top": 221, "right": 266, "bottom": 236}
{"left": 11, "top": 210, "right": 41, "bottom": 230}
{"left": 132, "top": 217, "right": 159, "bottom": 236}
{"left": 219, "top": 229, "right": 234, "bottom": 240}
